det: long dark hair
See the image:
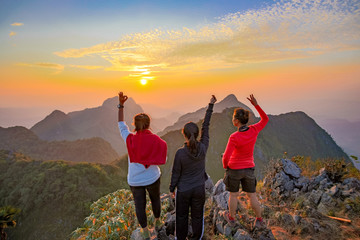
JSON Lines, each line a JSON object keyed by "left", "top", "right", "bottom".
{"left": 182, "top": 122, "right": 199, "bottom": 154}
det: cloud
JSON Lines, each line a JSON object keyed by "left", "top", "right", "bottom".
{"left": 69, "top": 65, "right": 104, "bottom": 70}
{"left": 9, "top": 31, "right": 16, "bottom": 37}
{"left": 17, "top": 62, "right": 64, "bottom": 74}
{"left": 11, "top": 22, "right": 24, "bottom": 26}
{"left": 55, "top": 0, "right": 360, "bottom": 73}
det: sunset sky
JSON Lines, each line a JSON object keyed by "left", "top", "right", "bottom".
{"left": 1, "top": 0, "right": 359, "bottom": 127}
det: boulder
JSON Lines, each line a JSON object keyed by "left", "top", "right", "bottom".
{"left": 213, "top": 179, "right": 226, "bottom": 196}
{"left": 304, "top": 190, "right": 322, "bottom": 207}
{"left": 281, "top": 158, "right": 302, "bottom": 178}
{"left": 343, "top": 178, "right": 360, "bottom": 191}
{"left": 212, "top": 191, "right": 229, "bottom": 210}
{"left": 233, "top": 229, "right": 253, "bottom": 240}
{"left": 205, "top": 175, "right": 214, "bottom": 198}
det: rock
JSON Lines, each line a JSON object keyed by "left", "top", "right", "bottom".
{"left": 273, "top": 171, "right": 290, "bottom": 189}
{"left": 213, "top": 179, "right": 226, "bottom": 196}
{"left": 216, "top": 219, "right": 224, "bottom": 234}
{"left": 224, "top": 223, "right": 232, "bottom": 236}
{"left": 165, "top": 213, "right": 175, "bottom": 236}
{"left": 130, "top": 228, "right": 158, "bottom": 240}
{"left": 343, "top": 178, "right": 360, "bottom": 191}
{"left": 280, "top": 213, "right": 295, "bottom": 231}
{"left": 284, "top": 180, "right": 294, "bottom": 192}
{"left": 328, "top": 185, "right": 339, "bottom": 196}
{"left": 293, "top": 215, "right": 302, "bottom": 225}
{"left": 304, "top": 190, "right": 322, "bottom": 207}
{"left": 313, "top": 168, "right": 328, "bottom": 185}
{"left": 299, "top": 218, "right": 315, "bottom": 235}
{"left": 130, "top": 228, "right": 142, "bottom": 240}
{"left": 157, "top": 226, "right": 170, "bottom": 240}
{"left": 233, "top": 229, "right": 253, "bottom": 240}
{"left": 341, "top": 189, "right": 354, "bottom": 198}
{"left": 252, "top": 228, "right": 276, "bottom": 240}
{"left": 212, "top": 191, "right": 229, "bottom": 210}
{"left": 205, "top": 175, "right": 214, "bottom": 198}
{"left": 281, "top": 158, "right": 302, "bottom": 178}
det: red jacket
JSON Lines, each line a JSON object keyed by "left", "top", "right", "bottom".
{"left": 126, "top": 130, "right": 167, "bottom": 168}
{"left": 222, "top": 105, "right": 268, "bottom": 169}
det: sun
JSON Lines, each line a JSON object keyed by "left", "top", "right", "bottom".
{"left": 140, "top": 79, "right": 148, "bottom": 85}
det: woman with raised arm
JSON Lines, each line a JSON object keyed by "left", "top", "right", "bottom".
{"left": 222, "top": 94, "right": 269, "bottom": 229}
{"left": 169, "top": 95, "right": 217, "bottom": 240}
{"left": 117, "top": 92, "right": 167, "bottom": 240}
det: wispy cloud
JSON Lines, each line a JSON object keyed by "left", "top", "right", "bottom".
{"left": 69, "top": 65, "right": 104, "bottom": 70}
{"left": 9, "top": 31, "right": 16, "bottom": 37}
{"left": 55, "top": 0, "right": 360, "bottom": 73}
{"left": 11, "top": 22, "right": 24, "bottom": 26}
{"left": 17, "top": 62, "right": 64, "bottom": 74}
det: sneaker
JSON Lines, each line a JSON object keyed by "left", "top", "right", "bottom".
{"left": 140, "top": 227, "right": 150, "bottom": 240}
{"left": 253, "top": 218, "right": 266, "bottom": 230}
{"left": 222, "top": 211, "right": 236, "bottom": 227}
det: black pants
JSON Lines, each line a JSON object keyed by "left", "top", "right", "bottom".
{"left": 130, "top": 177, "right": 161, "bottom": 228}
{"left": 176, "top": 185, "right": 205, "bottom": 240}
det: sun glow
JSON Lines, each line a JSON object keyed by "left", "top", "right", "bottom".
{"left": 140, "top": 79, "right": 148, "bottom": 85}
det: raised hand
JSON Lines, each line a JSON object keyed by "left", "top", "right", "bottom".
{"left": 210, "top": 95, "right": 217, "bottom": 104}
{"left": 247, "top": 94, "right": 258, "bottom": 106}
{"left": 118, "top": 92, "right": 129, "bottom": 105}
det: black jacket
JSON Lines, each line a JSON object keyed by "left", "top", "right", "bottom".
{"left": 169, "top": 103, "right": 214, "bottom": 192}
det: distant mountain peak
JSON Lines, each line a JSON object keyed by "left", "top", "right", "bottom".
{"left": 221, "top": 94, "right": 238, "bottom": 103}
{"left": 102, "top": 96, "right": 139, "bottom": 109}
{"left": 49, "top": 109, "right": 66, "bottom": 116}
{"left": 42, "top": 110, "right": 68, "bottom": 122}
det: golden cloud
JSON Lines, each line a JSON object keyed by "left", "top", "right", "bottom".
{"left": 17, "top": 62, "right": 64, "bottom": 74}
{"left": 55, "top": 0, "right": 360, "bottom": 72}
{"left": 9, "top": 31, "right": 16, "bottom": 37}
{"left": 69, "top": 65, "right": 104, "bottom": 70}
{"left": 11, "top": 22, "right": 24, "bottom": 26}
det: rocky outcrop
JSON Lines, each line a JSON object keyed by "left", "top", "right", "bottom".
{"left": 264, "top": 158, "right": 360, "bottom": 216}
{"left": 263, "top": 158, "right": 360, "bottom": 239}
{"left": 130, "top": 158, "right": 360, "bottom": 239}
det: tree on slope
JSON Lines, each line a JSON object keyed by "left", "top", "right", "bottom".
{"left": 0, "top": 206, "right": 20, "bottom": 240}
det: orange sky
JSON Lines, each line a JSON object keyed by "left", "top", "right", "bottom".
{"left": 1, "top": 0, "right": 360, "bottom": 127}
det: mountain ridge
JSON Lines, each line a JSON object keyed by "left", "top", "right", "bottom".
{"left": 158, "top": 94, "right": 253, "bottom": 135}
{"left": 0, "top": 126, "right": 119, "bottom": 163}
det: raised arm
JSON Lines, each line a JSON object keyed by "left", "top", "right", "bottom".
{"left": 118, "top": 92, "right": 128, "bottom": 122}
{"left": 247, "top": 94, "right": 269, "bottom": 131}
{"left": 199, "top": 95, "right": 217, "bottom": 149}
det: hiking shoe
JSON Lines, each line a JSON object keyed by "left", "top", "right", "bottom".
{"left": 253, "top": 218, "right": 266, "bottom": 230}
{"left": 222, "top": 211, "right": 236, "bottom": 227}
{"left": 140, "top": 228, "right": 150, "bottom": 240}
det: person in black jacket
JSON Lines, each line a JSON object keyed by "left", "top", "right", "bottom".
{"left": 169, "top": 95, "right": 217, "bottom": 240}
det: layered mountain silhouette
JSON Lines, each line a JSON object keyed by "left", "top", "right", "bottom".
{"left": 0, "top": 126, "right": 118, "bottom": 163}
{"left": 158, "top": 94, "right": 253, "bottom": 135}
{"left": 158, "top": 107, "right": 350, "bottom": 191}
{"left": 31, "top": 97, "right": 143, "bottom": 156}
{"left": 6, "top": 93, "right": 348, "bottom": 181}
{"left": 30, "top": 94, "right": 250, "bottom": 157}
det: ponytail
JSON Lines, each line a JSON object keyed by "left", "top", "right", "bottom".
{"left": 188, "top": 133, "right": 197, "bottom": 154}
{"left": 183, "top": 122, "right": 199, "bottom": 155}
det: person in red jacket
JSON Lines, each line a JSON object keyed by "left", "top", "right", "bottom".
{"left": 222, "top": 94, "right": 269, "bottom": 229}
